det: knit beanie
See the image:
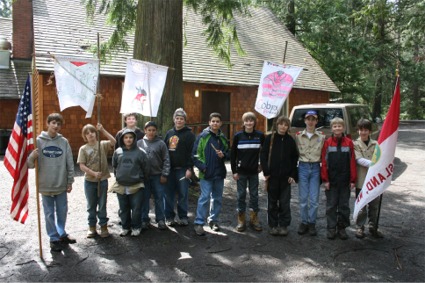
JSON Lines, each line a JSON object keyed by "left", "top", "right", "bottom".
{"left": 173, "top": 108, "right": 187, "bottom": 120}
{"left": 144, "top": 121, "right": 158, "bottom": 129}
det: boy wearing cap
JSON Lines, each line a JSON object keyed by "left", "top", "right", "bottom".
{"left": 164, "top": 108, "right": 196, "bottom": 226}
{"left": 231, "top": 112, "right": 265, "bottom": 232}
{"left": 192, "top": 112, "right": 229, "bottom": 236}
{"left": 137, "top": 121, "right": 170, "bottom": 230}
{"left": 295, "top": 110, "right": 325, "bottom": 236}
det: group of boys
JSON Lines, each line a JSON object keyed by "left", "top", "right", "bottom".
{"left": 28, "top": 108, "right": 382, "bottom": 252}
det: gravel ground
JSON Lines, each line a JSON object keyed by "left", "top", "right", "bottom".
{"left": 0, "top": 121, "right": 424, "bottom": 282}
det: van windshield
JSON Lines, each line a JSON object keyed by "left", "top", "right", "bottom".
{"left": 291, "top": 108, "right": 344, "bottom": 128}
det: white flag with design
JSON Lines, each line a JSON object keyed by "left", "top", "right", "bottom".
{"left": 255, "top": 61, "right": 303, "bottom": 119}
{"left": 121, "top": 59, "right": 168, "bottom": 117}
{"left": 54, "top": 56, "right": 99, "bottom": 118}
{"left": 353, "top": 77, "right": 400, "bottom": 221}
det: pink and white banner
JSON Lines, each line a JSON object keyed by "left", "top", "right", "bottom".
{"left": 255, "top": 61, "right": 302, "bottom": 119}
{"left": 54, "top": 56, "right": 99, "bottom": 118}
{"left": 121, "top": 59, "right": 168, "bottom": 117}
{"left": 353, "top": 77, "right": 401, "bottom": 221}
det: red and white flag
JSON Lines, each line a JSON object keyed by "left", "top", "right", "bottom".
{"left": 4, "top": 75, "right": 34, "bottom": 224}
{"left": 255, "top": 61, "right": 302, "bottom": 119}
{"left": 54, "top": 56, "right": 99, "bottom": 118}
{"left": 353, "top": 76, "right": 401, "bottom": 221}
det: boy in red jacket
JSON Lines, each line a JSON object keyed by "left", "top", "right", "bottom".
{"left": 321, "top": 117, "right": 356, "bottom": 240}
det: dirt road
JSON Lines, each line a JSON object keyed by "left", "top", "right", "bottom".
{"left": 0, "top": 121, "right": 424, "bottom": 282}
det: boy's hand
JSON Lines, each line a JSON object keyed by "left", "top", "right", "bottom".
{"left": 216, "top": 150, "right": 224, "bottom": 158}
{"left": 233, "top": 173, "right": 239, "bottom": 181}
{"left": 29, "top": 148, "right": 39, "bottom": 159}
{"left": 185, "top": 169, "right": 192, "bottom": 179}
{"left": 324, "top": 182, "right": 330, "bottom": 190}
{"left": 350, "top": 183, "right": 355, "bottom": 190}
{"left": 66, "top": 184, "right": 73, "bottom": 193}
{"left": 96, "top": 123, "right": 104, "bottom": 132}
{"left": 288, "top": 177, "right": 295, "bottom": 184}
{"left": 160, "top": 176, "right": 167, "bottom": 184}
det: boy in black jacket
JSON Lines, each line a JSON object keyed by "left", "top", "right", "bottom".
{"left": 260, "top": 116, "right": 298, "bottom": 236}
{"left": 231, "top": 112, "right": 265, "bottom": 232}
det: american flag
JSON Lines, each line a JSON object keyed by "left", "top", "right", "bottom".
{"left": 4, "top": 75, "right": 34, "bottom": 224}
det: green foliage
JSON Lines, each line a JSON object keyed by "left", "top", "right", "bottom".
{"left": 0, "top": 0, "right": 12, "bottom": 18}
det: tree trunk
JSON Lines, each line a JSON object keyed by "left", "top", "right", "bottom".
{"left": 134, "top": 0, "right": 183, "bottom": 135}
{"left": 285, "top": 0, "right": 295, "bottom": 35}
{"left": 409, "top": 43, "right": 421, "bottom": 119}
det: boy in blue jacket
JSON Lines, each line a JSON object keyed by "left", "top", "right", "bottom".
{"left": 192, "top": 112, "right": 229, "bottom": 236}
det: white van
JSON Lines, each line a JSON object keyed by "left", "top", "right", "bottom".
{"left": 289, "top": 103, "right": 380, "bottom": 140}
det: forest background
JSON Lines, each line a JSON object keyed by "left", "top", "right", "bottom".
{"left": 1, "top": 0, "right": 423, "bottom": 121}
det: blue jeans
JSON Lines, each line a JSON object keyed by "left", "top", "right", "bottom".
{"left": 194, "top": 178, "right": 224, "bottom": 225}
{"left": 42, "top": 191, "right": 68, "bottom": 242}
{"left": 145, "top": 174, "right": 166, "bottom": 222}
{"left": 298, "top": 162, "right": 321, "bottom": 224}
{"left": 164, "top": 168, "right": 189, "bottom": 221}
{"left": 236, "top": 174, "right": 259, "bottom": 213}
{"left": 84, "top": 179, "right": 109, "bottom": 227}
{"left": 117, "top": 189, "right": 143, "bottom": 230}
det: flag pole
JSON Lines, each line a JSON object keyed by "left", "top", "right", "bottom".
{"left": 31, "top": 50, "right": 43, "bottom": 258}
{"left": 96, "top": 33, "right": 101, "bottom": 197}
{"left": 375, "top": 65, "right": 400, "bottom": 231}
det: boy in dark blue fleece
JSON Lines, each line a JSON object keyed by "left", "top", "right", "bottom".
{"left": 192, "top": 112, "right": 229, "bottom": 236}
{"left": 110, "top": 129, "right": 150, "bottom": 237}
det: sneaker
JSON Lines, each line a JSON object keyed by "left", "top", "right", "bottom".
{"left": 131, "top": 228, "right": 141, "bottom": 237}
{"left": 120, "top": 229, "right": 130, "bottom": 237}
{"left": 50, "top": 241, "right": 63, "bottom": 252}
{"left": 269, "top": 227, "right": 279, "bottom": 236}
{"left": 60, "top": 235, "right": 77, "bottom": 245}
{"left": 298, "top": 223, "right": 309, "bottom": 235}
{"left": 278, "top": 226, "right": 288, "bottom": 236}
{"left": 87, "top": 226, "right": 97, "bottom": 238}
{"left": 179, "top": 218, "right": 189, "bottom": 226}
{"left": 355, "top": 228, "right": 365, "bottom": 239}
{"left": 209, "top": 222, "right": 220, "bottom": 232}
{"left": 141, "top": 222, "right": 150, "bottom": 231}
{"left": 166, "top": 219, "right": 177, "bottom": 227}
{"left": 337, "top": 228, "right": 348, "bottom": 240}
{"left": 194, "top": 224, "right": 206, "bottom": 236}
{"left": 308, "top": 223, "right": 317, "bottom": 236}
{"left": 327, "top": 229, "right": 336, "bottom": 240}
{"left": 158, "top": 220, "right": 167, "bottom": 230}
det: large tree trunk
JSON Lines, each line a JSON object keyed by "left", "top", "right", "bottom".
{"left": 134, "top": 0, "right": 183, "bottom": 135}
{"left": 285, "top": 0, "right": 295, "bottom": 35}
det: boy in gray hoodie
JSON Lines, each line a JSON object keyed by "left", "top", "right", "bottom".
{"left": 137, "top": 121, "right": 170, "bottom": 230}
{"left": 28, "top": 113, "right": 75, "bottom": 252}
{"left": 110, "top": 129, "right": 150, "bottom": 237}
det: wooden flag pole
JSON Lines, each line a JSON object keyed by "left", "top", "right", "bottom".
{"left": 96, "top": 33, "right": 102, "bottom": 197}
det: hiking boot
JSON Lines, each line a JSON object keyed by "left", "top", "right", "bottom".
{"left": 50, "top": 241, "right": 63, "bottom": 252}
{"left": 355, "top": 227, "right": 365, "bottom": 239}
{"left": 249, "top": 209, "right": 263, "bottom": 231}
{"left": 337, "top": 228, "right": 348, "bottom": 240}
{"left": 209, "top": 222, "right": 220, "bottom": 232}
{"left": 327, "top": 229, "right": 336, "bottom": 240}
{"left": 278, "top": 226, "right": 288, "bottom": 236}
{"left": 269, "top": 227, "right": 279, "bottom": 236}
{"left": 179, "top": 218, "right": 189, "bottom": 226}
{"left": 166, "top": 219, "right": 177, "bottom": 227}
{"left": 100, "top": 225, "right": 109, "bottom": 238}
{"left": 131, "top": 228, "right": 141, "bottom": 237}
{"left": 158, "top": 220, "right": 167, "bottom": 230}
{"left": 236, "top": 212, "right": 246, "bottom": 232}
{"left": 308, "top": 223, "right": 317, "bottom": 236}
{"left": 60, "top": 235, "right": 77, "bottom": 245}
{"left": 194, "top": 224, "right": 206, "bottom": 236}
{"left": 298, "top": 223, "right": 309, "bottom": 235}
{"left": 120, "top": 229, "right": 130, "bottom": 237}
{"left": 87, "top": 226, "right": 97, "bottom": 238}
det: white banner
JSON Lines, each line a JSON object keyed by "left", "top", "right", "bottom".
{"left": 121, "top": 59, "right": 168, "bottom": 117}
{"left": 353, "top": 77, "right": 400, "bottom": 221}
{"left": 54, "top": 56, "right": 99, "bottom": 118}
{"left": 255, "top": 61, "right": 303, "bottom": 119}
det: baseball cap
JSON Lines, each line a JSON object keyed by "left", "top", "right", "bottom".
{"left": 305, "top": 110, "right": 318, "bottom": 118}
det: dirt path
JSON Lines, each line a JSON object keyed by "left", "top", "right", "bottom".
{"left": 0, "top": 121, "right": 424, "bottom": 282}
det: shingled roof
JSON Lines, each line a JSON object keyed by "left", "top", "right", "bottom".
{"left": 0, "top": 17, "right": 31, "bottom": 99}
{"left": 32, "top": 0, "right": 339, "bottom": 93}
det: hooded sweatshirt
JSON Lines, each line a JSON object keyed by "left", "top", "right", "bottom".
{"left": 112, "top": 129, "right": 150, "bottom": 186}
{"left": 137, "top": 136, "right": 170, "bottom": 177}
{"left": 164, "top": 126, "right": 195, "bottom": 170}
{"left": 27, "top": 131, "right": 74, "bottom": 195}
